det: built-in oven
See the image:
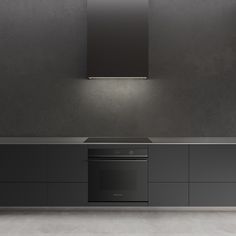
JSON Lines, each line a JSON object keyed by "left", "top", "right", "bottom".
{"left": 88, "top": 147, "right": 148, "bottom": 202}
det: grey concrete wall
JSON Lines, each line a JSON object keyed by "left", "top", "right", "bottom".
{"left": 0, "top": 0, "right": 235, "bottom": 137}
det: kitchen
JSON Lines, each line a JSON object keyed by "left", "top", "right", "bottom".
{"left": 0, "top": 0, "right": 236, "bottom": 235}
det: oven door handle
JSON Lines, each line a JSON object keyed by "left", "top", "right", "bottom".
{"left": 88, "top": 158, "right": 147, "bottom": 162}
{"left": 88, "top": 155, "right": 148, "bottom": 158}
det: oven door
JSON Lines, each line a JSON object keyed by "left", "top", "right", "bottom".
{"left": 88, "top": 159, "right": 148, "bottom": 202}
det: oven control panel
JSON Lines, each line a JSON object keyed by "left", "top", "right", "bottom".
{"left": 88, "top": 148, "right": 148, "bottom": 158}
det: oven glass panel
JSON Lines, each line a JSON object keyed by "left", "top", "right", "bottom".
{"left": 88, "top": 159, "right": 147, "bottom": 202}
{"left": 100, "top": 170, "right": 136, "bottom": 191}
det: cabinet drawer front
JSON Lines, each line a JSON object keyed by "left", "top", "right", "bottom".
{"left": 149, "top": 145, "right": 188, "bottom": 182}
{"left": 0, "top": 145, "right": 47, "bottom": 182}
{"left": 48, "top": 183, "right": 88, "bottom": 206}
{"left": 190, "top": 183, "right": 236, "bottom": 206}
{"left": 190, "top": 145, "right": 236, "bottom": 182}
{"left": 0, "top": 183, "right": 47, "bottom": 206}
{"left": 47, "top": 146, "right": 88, "bottom": 182}
{"left": 149, "top": 183, "right": 188, "bottom": 206}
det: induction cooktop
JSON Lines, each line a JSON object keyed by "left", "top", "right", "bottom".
{"left": 84, "top": 137, "right": 152, "bottom": 143}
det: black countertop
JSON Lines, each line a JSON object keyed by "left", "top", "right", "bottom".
{"left": 1, "top": 137, "right": 236, "bottom": 144}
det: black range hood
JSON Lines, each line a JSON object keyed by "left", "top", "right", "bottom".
{"left": 87, "top": 0, "right": 149, "bottom": 79}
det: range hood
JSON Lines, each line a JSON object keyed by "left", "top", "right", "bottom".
{"left": 87, "top": 0, "right": 149, "bottom": 79}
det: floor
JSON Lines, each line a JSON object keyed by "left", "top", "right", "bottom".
{"left": 1, "top": 208, "right": 236, "bottom": 236}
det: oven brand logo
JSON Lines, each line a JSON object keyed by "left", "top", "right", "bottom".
{"left": 112, "top": 193, "right": 123, "bottom": 197}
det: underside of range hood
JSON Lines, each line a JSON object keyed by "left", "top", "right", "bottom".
{"left": 87, "top": 0, "right": 149, "bottom": 79}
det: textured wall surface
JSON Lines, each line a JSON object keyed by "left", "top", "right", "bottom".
{"left": 0, "top": 0, "right": 236, "bottom": 137}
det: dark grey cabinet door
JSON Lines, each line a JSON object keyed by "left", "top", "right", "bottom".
{"left": 190, "top": 183, "right": 236, "bottom": 206}
{"left": 149, "top": 183, "right": 188, "bottom": 206}
{"left": 48, "top": 183, "right": 88, "bottom": 206}
{"left": 190, "top": 145, "right": 236, "bottom": 182}
{"left": 0, "top": 145, "right": 47, "bottom": 182}
{"left": 0, "top": 183, "right": 47, "bottom": 206}
{"left": 149, "top": 145, "right": 188, "bottom": 182}
{"left": 47, "top": 145, "right": 87, "bottom": 182}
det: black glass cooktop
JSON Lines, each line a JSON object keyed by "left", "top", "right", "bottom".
{"left": 84, "top": 137, "right": 152, "bottom": 143}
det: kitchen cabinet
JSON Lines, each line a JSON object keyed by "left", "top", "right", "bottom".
{"left": 189, "top": 145, "right": 236, "bottom": 206}
{"left": 0, "top": 145, "right": 47, "bottom": 182}
{"left": 190, "top": 183, "right": 236, "bottom": 206}
{"left": 190, "top": 145, "right": 236, "bottom": 182}
{"left": 148, "top": 145, "right": 188, "bottom": 206}
{"left": 48, "top": 183, "right": 88, "bottom": 206}
{"left": 0, "top": 145, "right": 88, "bottom": 206}
{"left": 149, "top": 183, "right": 188, "bottom": 206}
{"left": 149, "top": 145, "right": 188, "bottom": 182}
{"left": 47, "top": 145, "right": 87, "bottom": 182}
{"left": 0, "top": 145, "right": 87, "bottom": 183}
{"left": 0, "top": 183, "right": 47, "bottom": 206}
{"left": 1, "top": 142, "right": 236, "bottom": 207}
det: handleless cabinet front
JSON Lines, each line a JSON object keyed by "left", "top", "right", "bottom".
{"left": 0, "top": 145, "right": 47, "bottom": 182}
{"left": 190, "top": 145, "right": 236, "bottom": 182}
{"left": 0, "top": 183, "right": 47, "bottom": 206}
{"left": 0, "top": 145, "right": 88, "bottom": 206}
{"left": 48, "top": 183, "right": 88, "bottom": 206}
{"left": 149, "top": 145, "right": 188, "bottom": 182}
{"left": 189, "top": 145, "right": 236, "bottom": 206}
{"left": 190, "top": 183, "right": 236, "bottom": 206}
{"left": 149, "top": 183, "right": 188, "bottom": 206}
{"left": 47, "top": 145, "right": 87, "bottom": 182}
{"left": 149, "top": 145, "right": 188, "bottom": 206}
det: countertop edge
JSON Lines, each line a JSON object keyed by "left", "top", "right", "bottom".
{"left": 1, "top": 137, "right": 236, "bottom": 144}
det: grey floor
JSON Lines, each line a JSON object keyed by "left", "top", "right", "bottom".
{"left": 1, "top": 208, "right": 236, "bottom": 236}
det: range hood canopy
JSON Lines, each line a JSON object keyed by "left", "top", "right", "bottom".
{"left": 87, "top": 0, "right": 149, "bottom": 79}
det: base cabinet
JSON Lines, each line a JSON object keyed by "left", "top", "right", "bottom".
{"left": 0, "top": 145, "right": 47, "bottom": 182}
{"left": 149, "top": 145, "right": 188, "bottom": 206}
{"left": 0, "top": 183, "right": 47, "bottom": 206}
{"left": 0, "top": 145, "right": 88, "bottom": 207}
{"left": 149, "top": 145, "right": 188, "bottom": 182}
{"left": 190, "top": 145, "right": 236, "bottom": 182}
{"left": 149, "top": 183, "right": 188, "bottom": 206}
{"left": 47, "top": 146, "right": 87, "bottom": 182}
{"left": 189, "top": 145, "right": 236, "bottom": 206}
{"left": 2, "top": 144, "right": 236, "bottom": 207}
{"left": 0, "top": 183, "right": 88, "bottom": 207}
{"left": 190, "top": 183, "right": 236, "bottom": 206}
{"left": 48, "top": 183, "right": 88, "bottom": 206}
